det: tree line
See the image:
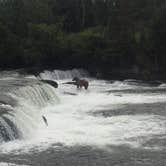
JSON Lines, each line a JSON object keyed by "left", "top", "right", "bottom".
{"left": 0, "top": 0, "right": 166, "bottom": 79}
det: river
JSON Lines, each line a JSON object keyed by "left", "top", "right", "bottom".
{"left": 0, "top": 69, "right": 166, "bottom": 166}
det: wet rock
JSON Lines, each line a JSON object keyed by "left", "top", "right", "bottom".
{"left": 41, "top": 80, "right": 58, "bottom": 88}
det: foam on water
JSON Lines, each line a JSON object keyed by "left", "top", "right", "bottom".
{"left": 0, "top": 162, "right": 29, "bottom": 166}
{"left": 159, "top": 83, "right": 166, "bottom": 88}
{"left": 39, "top": 69, "right": 89, "bottom": 80}
{"left": 0, "top": 78, "right": 166, "bottom": 154}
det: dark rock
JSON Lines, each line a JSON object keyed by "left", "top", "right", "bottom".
{"left": 62, "top": 81, "right": 76, "bottom": 85}
{"left": 41, "top": 80, "right": 58, "bottom": 88}
{"left": 63, "top": 92, "right": 77, "bottom": 96}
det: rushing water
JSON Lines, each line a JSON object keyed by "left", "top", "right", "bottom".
{"left": 0, "top": 69, "right": 166, "bottom": 166}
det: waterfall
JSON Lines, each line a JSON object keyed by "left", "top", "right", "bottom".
{"left": 11, "top": 83, "right": 59, "bottom": 107}
{"left": 0, "top": 81, "right": 59, "bottom": 143}
{"left": 0, "top": 69, "right": 89, "bottom": 143}
{"left": 39, "top": 69, "right": 89, "bottom": 80}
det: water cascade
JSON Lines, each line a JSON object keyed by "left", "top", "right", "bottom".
{"left": 0, "top": 69, "right": 88, "bottom": 143}
{"left": 39, "top": 69, "right": 89, "bottom": 80}
{"left": 0, "top": 79, "right": 59, "bottom": 142}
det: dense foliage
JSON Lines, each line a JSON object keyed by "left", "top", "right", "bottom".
{"left": 0, "top": 0, "right": 166, "bottom": 79}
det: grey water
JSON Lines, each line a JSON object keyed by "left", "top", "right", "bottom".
{"left": 0, "top": 69, "right": 166, "bottom": 166}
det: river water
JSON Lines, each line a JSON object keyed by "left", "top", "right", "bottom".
{"left": 0, "top": 69, "right": 166, "bottom": 166}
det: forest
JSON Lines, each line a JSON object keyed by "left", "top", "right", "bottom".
{"left": 0, "top": 0, "right": 166, "bottom": 79}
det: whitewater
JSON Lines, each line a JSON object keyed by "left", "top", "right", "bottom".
{"left": 0, "top": 69, "right": 166, "bottom": 165}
